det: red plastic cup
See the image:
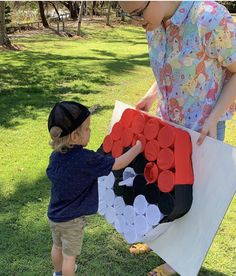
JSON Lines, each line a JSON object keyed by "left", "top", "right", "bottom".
{"left": 144, "top": 139, "right": 160, "bottom": 161}
{"left": 120, "top": 108, "right": 136, "bottom": 128}
{"left": 103, "top": 135, "right": 113, "bottom": 153}
{"left": 158, "top": 125, "right": 175, "bottom": 148}
{"left": 144, "top": 118, "right": 160, "bottom": 140}
{"left": 144, "top": 162, "right": 159, "bottom": 183}
{"left": 157, "top": 148, "right": 175, "bottom": 170}
{"left": 121, "top": 128, "right": 133, "bottom": 148}
{"left": 131, "top": 112, "right": 146, "bottom": 134}
{"left": 112, "top": 140, "right": 123, "bottom": 158}
{"left": 158, "top": 170, "right": 175, "bottom": 193}
{"left": 174, "top": 129, "right": 194, "bottom": 184}
{"left": 111, "top": 122, "right": 123, "bottom": 141}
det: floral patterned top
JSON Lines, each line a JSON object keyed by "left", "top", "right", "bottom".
{"left": 147, "top": 1, "right": 236, "bottom": 131}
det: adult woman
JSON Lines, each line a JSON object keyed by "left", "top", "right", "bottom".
{"left": 119, "top": 1, "right": 236, "bottom": 275}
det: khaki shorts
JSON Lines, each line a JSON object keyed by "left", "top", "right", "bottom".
{"left": 48, "top": 217, "right": 86, "bottom": 257}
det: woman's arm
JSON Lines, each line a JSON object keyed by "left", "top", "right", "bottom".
{"left": 197, "top": 63, "right": 236, "bottom": 145}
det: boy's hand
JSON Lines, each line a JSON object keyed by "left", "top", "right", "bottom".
{"left": 112, "top": 140, "right": 143, "bottom": 171}
{"left": 135, "top": 140, "right": 143, "bottom": 153}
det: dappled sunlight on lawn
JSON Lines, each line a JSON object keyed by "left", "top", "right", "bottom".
{"left": 0, "top": 22, "right": 235, "bottom": 276}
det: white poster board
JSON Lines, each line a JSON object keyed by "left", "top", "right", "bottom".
{"left": 110, "top": 101, "right": 236, "bottom": 276}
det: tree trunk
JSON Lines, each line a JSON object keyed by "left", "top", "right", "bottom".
{"left": 51, "top": 2, "right": 61, "bottom": 21}
{"left": 77, "top": 1, "right": 84, "bottom": 36}
{"left": 92, "top": 1, "right": 96, "bottom": 16}
{"left": 116, "top": 2, "right": 120, "bottom": 17}
{"left": 38, "top": 1, "right": 49, "bottom": 28}
{"left": 84, "top": 1, "right": 88, "bottom": 16}
{"left": 0, "top": 1, "right": 11, "bottom": 46}
{"left": 68, "top": 1, "right": 78, "bottom": 20}
{"left": 106, "top": 1, "right": 111, "bottom": 26}
{"left": 121, "top": 13, "right": 125, "bottom": 22}
{"left": 89, "top": 1, "right": 93, "bottom": 19}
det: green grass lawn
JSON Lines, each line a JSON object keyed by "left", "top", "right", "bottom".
{"left": 0, "top": 22, "right": 235, "bottom": 276}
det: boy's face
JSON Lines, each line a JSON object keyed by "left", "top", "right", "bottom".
{"left": 119, "top": 1, "right": 164, "bottom": 31}
{"left": 79, "top": 116, "right": 91, "bottom": 147}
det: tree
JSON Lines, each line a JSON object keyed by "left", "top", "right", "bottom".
{"left": 220, "top": 1, "right": 236, "bottom": 12}
{"left": 61, "top": 1, "right": 78, "bottom": 20}
{"left": 92, "top": 1, "right": 97, "bottom": 16}
{"left": 50, "top": 1, "right": 61, "bottom": 21}
{"left": 0, "top": 1, "right": 11, "bottom": 47}
{"left": 77, "top": 1, "right": 84, "bottom": 36}
{"left": 38, "top": 1, "right": 49, "bottom": 28}
{"left": 5, "top": 4, "right": 11, "bottom": 25}
{"left": 106, "top": 1, "right": 112, "bottom": 26}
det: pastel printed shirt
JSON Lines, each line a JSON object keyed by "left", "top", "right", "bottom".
{"left": 147, "top": 1, "right": 236, "bottom": 131}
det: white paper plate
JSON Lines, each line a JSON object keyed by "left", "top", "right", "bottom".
{"left": 105, "top": 189, "right": 115, "bottom": 207}
{"left": 105, "top": 206, "right": 116, "bottom": 224}
{"left": 98, "top": 200, "right": 107, "bottom": 216}
{"left": 146, "top": 204, "right": 164, "bottom": 226}
{"left": 105, "top": 172, "right": 115, "bottom": 189}
{"left": 114, "top": 196, "right": 125, "bottom": 215}
{"left": 134, "top": 214, "right": 149, "bottom": 235}
{"left": 134, "top": 195, "right": 148, "bottom": 215}
{"left": 124, "top": 224, "right": 138, "bottom": 244}
{"left": 124, "top": 205, "right": 135, "bottom": 225}
{"left": 115, "top": 214, "right": 126, "bottom": 233}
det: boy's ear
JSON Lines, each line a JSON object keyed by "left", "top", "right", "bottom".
{"left": 70, "top": 130, "right": 78, "bottom": 143}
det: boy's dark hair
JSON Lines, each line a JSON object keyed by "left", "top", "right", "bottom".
{"left": 48, "top": 101, "right": 90, "bottom": 137}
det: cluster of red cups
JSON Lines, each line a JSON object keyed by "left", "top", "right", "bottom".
{"left": 103, "top": 108, "right": 194, "bottom": 194}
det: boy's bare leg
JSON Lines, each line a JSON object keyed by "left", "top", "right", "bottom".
{"left": 51, "top": 244, "right": 63, "bottom": 273}
{"left": 62, "top": 254, "right": 76, "bottom": 276}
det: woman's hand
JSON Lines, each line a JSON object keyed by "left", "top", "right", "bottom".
{"left": 136, "top": 81, "right": 158, "bottom": 111}
{"left": 136, "top": 95, "right": 154, "bottom": 111}
{"left": 197, "top": 117, "right": 218, "bottom": 145}
{"left": 197, "top": 72, "right": 236, "bottom": 145}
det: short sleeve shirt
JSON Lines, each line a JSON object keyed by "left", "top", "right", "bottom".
{"left": 47, "top": 145, "right": 115, "bottom": 222}
{"left": 147, "top": 1, "right": 236, "bottom": 131}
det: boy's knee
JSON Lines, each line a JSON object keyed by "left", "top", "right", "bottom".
{"left": 63, "top": 254, "right": 76, "bottom": 262}
{"left": 53, "top": 244, "right": 62, "bottom": 250}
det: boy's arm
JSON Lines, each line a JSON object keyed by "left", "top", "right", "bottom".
{"left": 112, "top": 141, "right": 142, "bottom": 171}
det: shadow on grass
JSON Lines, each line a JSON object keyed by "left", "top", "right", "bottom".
{"left": 0, "top": 176, "right": 230, "bottom": 276}
{"left": 0, "top": 46, "right": 149, "bottom": 128}
{"left": 199, "top": 268, "right": 227, "bottom": 276}
{"left": 0, "top": 175, "right": 52, "bottom": 274}
{"left": 0, "top": 174, "right": 160, "bottom": 275}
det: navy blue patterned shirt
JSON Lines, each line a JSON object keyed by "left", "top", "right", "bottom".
{"left": 47, "top": 145, "right": 115, "bottom": 222}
